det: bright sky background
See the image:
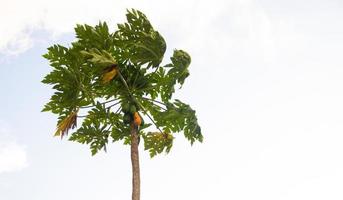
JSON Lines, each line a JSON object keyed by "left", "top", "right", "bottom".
{"left": 1, "top": 0, "right": 343, "bottom": 199}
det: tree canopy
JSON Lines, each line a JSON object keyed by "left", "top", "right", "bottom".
{"left": 42, "top": 9, "right": 203, "bottom": 157}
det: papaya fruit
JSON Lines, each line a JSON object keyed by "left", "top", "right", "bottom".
{"left": 129, "top": 105, "right": 136, "bottom": 114}
{"left": 133, "top": 112, "right": 141, "bottom": 126}
{"left": 122, "top": 103, "right": 130, "bottom": 113}
{"left": 123, "top": 114, "right": 131, "bottom": 124}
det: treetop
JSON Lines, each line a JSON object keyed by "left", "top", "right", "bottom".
{"left": 42, "top": 9, "right": 203, "bottom": 157}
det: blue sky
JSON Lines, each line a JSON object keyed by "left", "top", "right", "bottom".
{"left": 1, "top": 0, "right": 343, "bottom": 199}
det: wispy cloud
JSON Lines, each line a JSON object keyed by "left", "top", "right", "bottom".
{"left": 1, "top": 0, "right": 129, "bottom": 55}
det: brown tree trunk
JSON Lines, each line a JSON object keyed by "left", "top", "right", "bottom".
{"left": 130, "top": 123, "right": 140, "bottom": 200}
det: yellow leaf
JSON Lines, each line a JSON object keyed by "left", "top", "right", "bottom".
{"left": 54, "top": 109, "right": 78, "bottom": 138}
{"left": 102, "top": 67, "right": 117, "bottom": 84}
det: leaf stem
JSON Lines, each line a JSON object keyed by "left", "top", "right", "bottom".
{"left": 114, "top": 107, "right": 122, "bottom": 114}
{"left": 133, "top": 98, "right": 164, "bottom": 134}
{"left": 140, "top": 97, "right": 167, "bottom": 106}
{"left": 80, "top": 99, "right": 118, "bottom": 109}
{"left": 137, "top": 97, "right": 167, "bottom": 111}
{"left": 143, "top": 111, "right": 164, "bottom": 133}
{"left": 106, "top": 101, "right": 121, "bottom": 109}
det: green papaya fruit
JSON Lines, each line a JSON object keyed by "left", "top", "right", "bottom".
{"left": 122, "top": 103, "right": 130, "bottom": 113}
{"left": 123, "top": 114, "right": 131, "bottom": 124}
{"left": 129, "top": 105, "right": 136, "bottom": 114}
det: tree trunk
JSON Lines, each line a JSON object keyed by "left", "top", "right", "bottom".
{"left": 130, "top": 123, "right": 140, "bottom": 200}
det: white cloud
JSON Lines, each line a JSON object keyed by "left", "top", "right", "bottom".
{"left": 0, "top": 142, "right": 28, "bottom": 173}
{"left": 0, "top": 0, "right": 116, "bottom": 55}
{"left": 0, "top": 122, "right": 28, "bottom": 174}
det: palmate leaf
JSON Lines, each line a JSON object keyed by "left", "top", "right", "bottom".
{"left": 114, "top": 9, "right": 166, "bottom": 68}
{"left": 139, "top": 98, "right": 203, "bottom": 146}
{"left": 55, "top": 109, "right": 78, "bottom": 138}
{"left": 145, "top": 49, "right": 192, "bottom": 102}
{"left": 80, "top": 48, "right": 116, "bottom": 67}
{"left": 167, "top": 50, "right": 191, "bottom": 86}
{"left": 69, "top": 123, "right": 110, "bottom": 155}
{"left": 69, "top": 103, "right": 130, "bottom": 155}
{"left": 41, "top": 59, "right": 82, "bottom": 115}
{"left": 74, "top": 22, "right": 112, "bottom": 50}
{"left": 142, "top": 132, "right": 173, "bottom": 157}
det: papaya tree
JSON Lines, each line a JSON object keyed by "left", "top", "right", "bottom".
{"left": 42, "top": 9, "right": 203, "bottom": 200}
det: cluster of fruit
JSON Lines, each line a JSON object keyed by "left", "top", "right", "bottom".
{"left": 122, "top": 102, "right": 142, "bottom": 126}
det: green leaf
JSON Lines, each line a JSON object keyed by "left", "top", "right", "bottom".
{"left": 81, "top": 49, "right": 116, "bottom": 66}
{"left": 142, "top": 132, "right": 173, "bottom": 157}
{"left": 141, "top": 98, "right": 203, "bottom": 145}
{"left": 168, "top": 49, "right": 191, "bottom": 86}
{"left": 114, "top": 9, "right": 166, "bottom": 68}
{"left": 68, "top": 102, "right": 130, "bottom": 155}
{"left": 69, "top": 123, "right": 109, "bottom": 156}
{"left": 74, "top": 22, "right": 112, "bottom": 50}
{"left": 144, "top": 49, "right": 191, "bottom": 102}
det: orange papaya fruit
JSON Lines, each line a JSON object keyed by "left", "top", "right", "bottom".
{"left": 133, "top": 112, "right": 141, "bottom": 126}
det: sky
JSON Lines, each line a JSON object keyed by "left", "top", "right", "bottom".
{"left": 1, "top": 0, "right": 343, "bottom": 199}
